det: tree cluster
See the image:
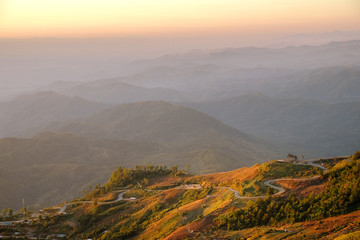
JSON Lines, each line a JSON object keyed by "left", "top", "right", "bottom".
{"left": 287, "top": 153, "right": 298, "bottom": 162}
{"left": 105, "top": 165, "right": 172, "bottom": 191}
{"left": 1, "top": 208, "right": 13, "bottom": 220}
{"left": 218, "top": 152, "right": 360, "bottom": 230}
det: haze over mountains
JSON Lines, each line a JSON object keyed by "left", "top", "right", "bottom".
{"left": 3, "top": 96, "right": 280, "bottom": 166}
{"left": 1, "top": 40, "right": 357, "bottom": 158}
{"left": 126, "top": 40, "right": 360, "bottom": 71}
{"left": 0, "top": 132, "right": 161, "bottom": 209}
{"left": 1, "top": 31, "right": 359, "bottom": 100}
{"left": 39, "top": 80, "right": 188, "bottom": 104}
{"left": 0, "top": 91, "right": 109, "bottom": 137}
{"left": 272, "top": 66, "right": 360, "bottom": 103}
{"left": 35, "top": 40, "right": 360, "bottom": 104}
{"left": 182, "top": 93, "right": 360, "bottom": 157}
{"left": 2, "top": 39, "right": 360, "bottom": 102}
{"left": 0, "top": 39, "right": 359, "bottom": 209}
{"left": 0, "top": 101, "right": 280, "bottom": 209}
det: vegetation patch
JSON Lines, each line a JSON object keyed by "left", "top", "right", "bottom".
{"left": 262, "top": 161, "right": 318, "bottom": 179}
{"left": 177, "top": 187, "right": 213, "bottom": 206}
{"left": 240, "top": 179, "right": 269, "bottom": 196}
{"left": 105, "top": 165, "right": 172, "bottom": 190}
{"left": 217, "top": 152, "right": 360, "bottom": 230}
{"left": 335, "top": 230, "right": 360, "bottom": 240}
{"left": 314, "top": 157, "right": 348, "bottom": 170}
{"left": 123, "top": 189, "right": 147, "bottom": 199}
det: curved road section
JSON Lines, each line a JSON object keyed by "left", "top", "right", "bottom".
{"left": 218, "top": 159, "right": 328, "bottom": 199}
{"left": 57, "top": 191, "right": 128, "bottom": 215}
{"left": 307, "top": 160, "right": 328, "bottom": 173}
{"left": 57, "top": 160, "right": 329, "bottom": 213}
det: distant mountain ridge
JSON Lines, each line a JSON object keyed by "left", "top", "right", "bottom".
{"left": 45, "top": 101, "right": 281, "bottom": 164}
{"left": 0, "top": 91, "right": 110, "bottom": 137}
{"left": 126, "top": 40, "right": 360, "bottom": 71}
{"left": 0, "top": 124, "right": 280, "bottom": 209}
{"left": 0, "top": 92, "right": 283, "bottom": 171}
{"left": 273, "top": 66, "right": 360, "bottom": 103}
{"left": 113, "top": 41, "right": 360, "bottom": 103}
{"left": 181, "top": 93, "right": 360, "bottom": 157}
{"left": 26, "top": 40, "right": 360, "bottom": 104}
{"left": 40, "top": 78, "right": 190, "bottom": 104}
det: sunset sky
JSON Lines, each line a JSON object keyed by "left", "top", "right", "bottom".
{"left": 0, "top": 0, "right": 359, "bottom": 38}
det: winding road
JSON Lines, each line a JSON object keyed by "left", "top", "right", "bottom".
{"left": 57, "top": 191, "right": 128, "bottom": 215}
{"left": 217, "top": 160, "right": 328, "bottom": 199}
{"left": 56, "top": 160, "right": 329, "bottom": 214}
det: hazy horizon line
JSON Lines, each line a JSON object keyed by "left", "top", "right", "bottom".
{"left": 1, "top": 29, "right": 360, "bottom": 39}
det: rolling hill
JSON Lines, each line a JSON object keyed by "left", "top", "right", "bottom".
{"left": 181, "top": 94, "right": 360, "bottom": 157}
{"left": 45, "top": 101, "right": 282, "bottom": 163}
{"left": 0, "top": 132, "right": 165, "bottom": 209}
{"left": 0, "top": 91, "right": 110, "bottom": 138}
{"left": 0, "top": 115, "right": 281, "bottom": 210}
{"left": 0, "top": 98, "right": 288, "bottom": 209}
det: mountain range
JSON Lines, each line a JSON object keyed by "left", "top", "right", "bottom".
{"left": 45, "top": 101, "right": 281, "bottom": 166}
{"left": 126, "top": 40, "right": 360, "bottom": 71}
{"left": 0, "top": 91, "right": 109, "bottom": 137}
{"left": 272, "top": 66, "right": 360, "bottom": 103}
{"left": 0, "top": 40, "right": 359, "bottom": 210}
{"left": 182, "top": 93, "right": 360, "bottom": 157}
{"left": 0, "top": 98, "right": 283, "bottom": 209}
{"left": 39, "top": 79, "right": 188, "bottom": 104}
{"left": 35, "top": 41, "right": 360, "bottom": 103}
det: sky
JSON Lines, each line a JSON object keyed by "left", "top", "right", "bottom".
{"left": 0, "top": 0, "right": 359, "bottom": 38}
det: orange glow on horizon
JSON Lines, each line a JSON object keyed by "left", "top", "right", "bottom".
{"left": 0, "top": 0, "right": 359, "bottom": 38}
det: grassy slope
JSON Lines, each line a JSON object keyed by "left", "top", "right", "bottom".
{"left": 25, "top": 156, "right": 357, "bottom": 239}
{"left": 210, "top": 209, "right": 360, "bottom": 240}
{"left": 5, "top": 156, "right": 359, "bottom": 240}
